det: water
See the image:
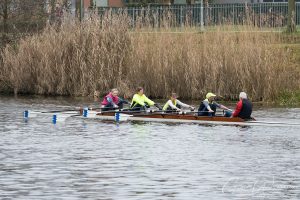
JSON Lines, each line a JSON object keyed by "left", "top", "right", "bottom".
{"left": 0, "top": 96, "right": 300, "bottom": 200}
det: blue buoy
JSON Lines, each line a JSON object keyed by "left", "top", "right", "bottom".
{"left": 83, "top": 108, "right": 88, "bottom": 117}
{"left": 52, "top": 114, "right": 57, "bottom": 124}
{"left": 115, "top": 112, "right": 120, "bottom": 122}
{"left": 23, "top": 110, "right": 29, "bottom": 118}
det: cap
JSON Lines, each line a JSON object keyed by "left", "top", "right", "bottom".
{"left": 206, "top": 92, "right": 216, "bottom": 99}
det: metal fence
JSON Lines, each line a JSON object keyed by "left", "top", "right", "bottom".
{"left": 93, "top": 2, "right": 300, "bottom": 28}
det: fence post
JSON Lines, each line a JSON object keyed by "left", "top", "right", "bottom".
{"left": 80, "top": 0, "right": 84, "bottom": 21}
{"left": 180, "top": 5, "right": 183, "bottom": 27}
{"left": 200, "top": 0, "right": 204, "bottom": 31}
{"left": 232, "top": 3, "right": 235, "bottom": 25}
{"left": 259, "top": 3, "right": 262, "bottom": 28}
{"left": 156, "top": 6, "right": 160, "bottom": 28}
{"left": 133, "top": 7, "right": 135, "bottom": 28}
{"left": 70, "top": 0, "right": 76, "bottom": 17}
{"left": 297, "top": 2, "right": 299, "bottom": 25}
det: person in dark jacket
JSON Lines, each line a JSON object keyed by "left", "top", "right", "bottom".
{"left": 232, "top": 92, "right": 253, "bottom": 119}
{"left": 198, "top": 92, "right": 231, "bottom": 116}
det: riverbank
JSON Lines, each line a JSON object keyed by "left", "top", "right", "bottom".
{"left": 1, "top": 94, "right": 299, "bottom": 109}
{"left": 0, "top": 15, "right": 299, "bottom": 102}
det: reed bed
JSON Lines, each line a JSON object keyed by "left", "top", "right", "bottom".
{"left": 0, "top": 13, "right": 299, "bottom": 101}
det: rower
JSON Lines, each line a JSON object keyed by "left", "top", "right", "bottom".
{"left": 163, "top": 93, "right": 194, "bottom": 113}
{"left": 101, "top": 88, "right": 128, "bottom": 111}
{"left": 231, "top": 92, "right": 253, "bottom": 119}
{"left": 198, "top": 92, "right": 231, "bottom": 116}
{"left": 130, "top": 87, "right": 161, "bottom": 111}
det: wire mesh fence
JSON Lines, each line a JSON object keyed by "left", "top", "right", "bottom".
{"left": 94, "top": 2, "right": 300, "bottom": 28}
{"left": 1, "top": 1, "right": 299, "bottom": 48}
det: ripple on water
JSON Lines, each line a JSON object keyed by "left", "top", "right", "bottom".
{"left": 0, "top": 97, "right": 300, "bottom": 199}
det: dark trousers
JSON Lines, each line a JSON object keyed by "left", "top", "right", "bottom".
{"left": 101, "top": 101, "right": 126, "bottom": 111}
{"left": 130, "top": 102, "right": 150, "bottom": 111}
{"left": 198, "top": 104, "right": 217, "bottom": 116}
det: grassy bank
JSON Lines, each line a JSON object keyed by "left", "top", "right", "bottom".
{"left": 276, "top": 90, "right": 300, "bottom": 106}
{"left": 0, "top": 14, "right": 299, "bottom": 102}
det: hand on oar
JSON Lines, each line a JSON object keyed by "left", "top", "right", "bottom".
{"left": 154, "top": 103, "right": 163, "bottom": 110}
{"left": 189, "top": 106, "right": 195, "bottom": 111}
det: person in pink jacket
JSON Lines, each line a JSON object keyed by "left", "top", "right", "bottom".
{"left": 101, "top": 88, "right": 128, "bottom": 111}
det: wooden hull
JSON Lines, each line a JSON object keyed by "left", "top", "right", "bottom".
{"left": 77, "top": 111, "right": 300, "bottom": 126}
{"left": 92, "top": 112, "right": 248, "bottom": 125}
{"left": 129, "top": 113, "right": 245, "bottom": 122}
{"left": 25, "top": 110, "right": 300, "bottom": 127}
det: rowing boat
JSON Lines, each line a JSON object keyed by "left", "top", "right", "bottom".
{"left": 81, "top": 111, "right": 251, "bottom": 126}
{"left": 80, "top": 111, "right": 300, "bottom": 127}
{"left": 23, "top": 109, "right": 300, "bottom": 127}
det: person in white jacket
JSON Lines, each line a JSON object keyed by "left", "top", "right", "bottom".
{"left": 162, "top": 93, "right": 194, "bottom": 113}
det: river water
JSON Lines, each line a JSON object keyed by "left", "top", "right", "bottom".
{"left": 0, "top": 96, "right": 299, "bottom": 200}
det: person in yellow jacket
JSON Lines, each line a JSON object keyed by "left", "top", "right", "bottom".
{"left": 130, "top": 87, "right": 161, "bottom": 111}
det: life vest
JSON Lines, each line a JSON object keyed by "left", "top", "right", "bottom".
{"left": 163, "top": 100, "right": 178, "bottom": 111}
{"left": 101, "top": 92, "right": 119, "bottom": 106}
{"left": 238, "top": 99, "right": 252, "bottom": 119}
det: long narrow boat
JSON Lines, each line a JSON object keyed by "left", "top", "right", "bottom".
{"left": 24, "top": 109, "right": 300, "bottom": 127}
{"left": 84, "top": 111, "right": 251, "bottom": 126}
{"left": 80, "top": 111, "right": 300, "bottom": 127}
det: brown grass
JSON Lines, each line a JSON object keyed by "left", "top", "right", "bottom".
{"left": 0, "top": 13, "right": 299, "bottom": 101}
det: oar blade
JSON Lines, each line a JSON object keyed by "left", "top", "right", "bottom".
{"left": 23, "top": 110, "right": 76, "bottom": 124}
{"left": 23, "top": 110, "right": 42, "bottom": 118}
{"left": 115, "top": 113, "right": 132, "bottom": 122}
{"left": 52, "top": 113, "right": 73, "bottom": 124}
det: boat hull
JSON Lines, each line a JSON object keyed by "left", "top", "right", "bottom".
{"left": 76, "top": 111, "right": 300, "bottom": 126}
{"left": 92, "top": 112, "right": 248, "bottom": 125}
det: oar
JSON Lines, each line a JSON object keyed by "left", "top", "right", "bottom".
{"left": 183, "top": 110, "right": 229, "bottom": 114}
{"left": 24, "top": 106, "right": 103, "bottom": 116}
{"left": 91, "top": 109, "right": 156, "bottom": 114}
{"left": 41, "top": 107, "right": 103, "bottom": 113}
{"left": 112, "top": 110, "right": 227, "bottom": 123}
{"left": 23, "top": 106, "right": 97, "bottom": 121}
{"left": 154, "top": 103, "right": 163, "bottom": 110}
{"left": 100, "top": 109, "right": 215, "bottom": 116}
{"left": 145, "top": 110, "right": 214, "bottom": 114}
{"left": 22, "top": 106, "right": 130, "bottom": 124}
{"left": 23, "top": 110, "right": 79, "bottom": 124}
{"left": 96, "top": 109, "right": 216, "bottom": 115}
{"left": 40, "top": 108, "right": 81, "bottom": 113}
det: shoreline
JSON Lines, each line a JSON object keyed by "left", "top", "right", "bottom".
{"left": 1, "top": 94, "right": 299, "bottom": 108}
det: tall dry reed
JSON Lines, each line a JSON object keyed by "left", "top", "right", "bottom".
{"left": 0, "top": 12, "right": 299, "bottom": 101}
